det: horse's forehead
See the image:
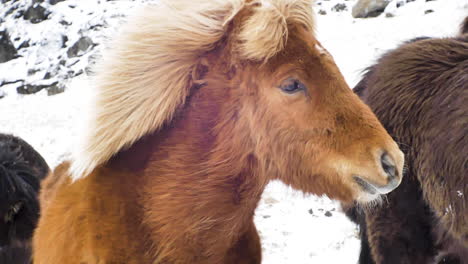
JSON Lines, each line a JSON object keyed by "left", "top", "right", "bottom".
{"left": 284, "top": 28, "right": 323, "bottom": 58}
{"left": 270, "top": 30, "right": 325, "bottom": 68}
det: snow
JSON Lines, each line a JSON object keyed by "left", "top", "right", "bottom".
{"left": 0, "top": 0, "right": 467, "bottom": 263}
{"left": 315, "top": 0, "right": 467, "bottom": 87}
{"left": 0, "top": 0, "right": 152, "bottom": 90}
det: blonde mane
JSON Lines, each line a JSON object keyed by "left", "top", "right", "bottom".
{"left": 71, "top": 0, "right": 315, "bottom": 180}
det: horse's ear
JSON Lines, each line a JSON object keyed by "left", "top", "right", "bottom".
{"left": 460, "top": 16, "right": 468, "bottom": 35}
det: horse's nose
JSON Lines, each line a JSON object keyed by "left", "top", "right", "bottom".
{"left": 353, "top": 153, "right": 400, "bottom": 195}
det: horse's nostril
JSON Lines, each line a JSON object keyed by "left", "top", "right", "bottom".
{"left": 353, "top": 151, "right": 401, "bottom": 195}
{"left": 381, "top": 152, "right": 397, "bottom": 181}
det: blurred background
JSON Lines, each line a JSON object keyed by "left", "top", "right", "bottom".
{"left": 0, "top": 0, "right": 467, "bottom": 263}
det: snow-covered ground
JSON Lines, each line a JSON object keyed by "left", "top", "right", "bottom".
{"left": 0, "top": 0, "right": 467, "bottom": 263}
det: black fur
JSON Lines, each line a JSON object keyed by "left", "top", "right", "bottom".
{"left": 0, "top": 134, "right": 49, "bottom": 264}
{"left": 0, "top": 245, "right": 32, "bottom": 264}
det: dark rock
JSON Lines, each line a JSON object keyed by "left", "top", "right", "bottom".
{"left": 406, "top": 0, "right": 416, "bottom": 2}
{"left": 89, "top": 23, "right": 104, "bottom": 31}
{"left": 17, "top": 82, "right": 59, "bottom": 94}
{"left": 49, "top": 0, "right": 66, "bottom": 4}
{"left": 426, "top": 0, "right": 435, "bottom": 1}
{"left": 318, "top": 9, "right": 327, "bottom": 15}
{"left": 70, "top": 69, "right": 84, "bottom": 78}
{"left": 308, "top": 209, "right": 314, "bottom": 215}
{"left": 332, "top": 3, "right": 347, "bottom": 12}
{"left": 18, "top": 84, "right": 46, "bottom": 94}
{"left": 18, "top": 84, "right": 36, "bottom": 94}
{"left": 67, "top": 58, "right": 79, "bottom": 67}
{"left": 85, "top": 66, "right": 93, "bottom": 75}
{"left": 18, "top": 40, "right": 30, "bottom": 49}
{"left": 24, "top": 4, "right": 50, "bottom": 24}
{"left": 396, "top": 1, "right": 405, "bottom": 8}
{"left": 0, "top": 90, "right": 5, "bottom": 99}
{"left": 352, "top": 0, "right": 391, "bottom": 18}
{"left": 2, "top": 0, "right": 19, "bottom": 4}
{"left": 324, "top": 211, "right": 333, "bottom": 217}
{"left": 385, "top": 13, "right": 395, "bottom": 17}
{"left": 0, "top": 30, "right": 18, "bottom": 63}
{"left": 47, "top": 83, "right": 65, "bottom": 96}
{"left": 59, "top": 20, "right": 72, "bottom": 26}
{"left": 425, "top": 9, "right": 434, "bottom": 14}
{"left": 67, "top": 36, "right": 94, "bottom": 58}
{"left": 262, "top": 215, "right": 271, "bottom": 219}
{"left": 14, "top": 10, "right": 25, "bottom": 19}
{"left": 61, "top": 35, "right": 68, "bottom": 48}
{"left": 27, "top": 68, "right": 41, "bottom": 76}
{"left": 0, "top": 79, "right": 23, "bottom": 86}
{"left": 43, "top": 65, "right": 60, "bottom": 80}
{"left": 5, "top": 6, "right": 17, "bottom": 17}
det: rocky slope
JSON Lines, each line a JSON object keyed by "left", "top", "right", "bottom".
{"left": 0, "top": 0, "right": 154, "bottom": 96}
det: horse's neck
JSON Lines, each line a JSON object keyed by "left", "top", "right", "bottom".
{"left": 103, "top": 129, "right": 266, "bottom": 259}
{"left": 103, "top": 59, "right": 271, "bottom": 253}
{"left": 105, "top": 82, "right": 268, "bottom": 250}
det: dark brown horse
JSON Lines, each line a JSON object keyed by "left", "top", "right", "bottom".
{"left": 344, "top": 17, "right": 468, "bottom": 264}
{"left": 33, "top": 1, "right": 404, "bottom": 263}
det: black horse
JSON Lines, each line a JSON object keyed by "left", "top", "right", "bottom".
{"left": 0, "top": 134, "right": 49, "bottom": 264}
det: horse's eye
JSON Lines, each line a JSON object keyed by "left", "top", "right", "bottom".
{"left": 280, "top": 78, "right": 306, "bottom": 94}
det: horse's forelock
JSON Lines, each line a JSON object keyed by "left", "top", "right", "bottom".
{"left": 71, "top": 0, "right": 315, "bottom": 180}
{"left": 238, "top": 0, "right": 315, "bottom": 61}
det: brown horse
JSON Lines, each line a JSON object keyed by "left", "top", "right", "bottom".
{"left": 33, "top": 1, "right": 404, "bottom": 263}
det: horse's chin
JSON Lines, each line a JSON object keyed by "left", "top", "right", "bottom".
{"left": 354, "top": 192, "right": 384, "bottom": 208}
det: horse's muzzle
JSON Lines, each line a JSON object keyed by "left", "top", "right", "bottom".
{"left": 354, "top": 152, "right": 401, "bottom": 195}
